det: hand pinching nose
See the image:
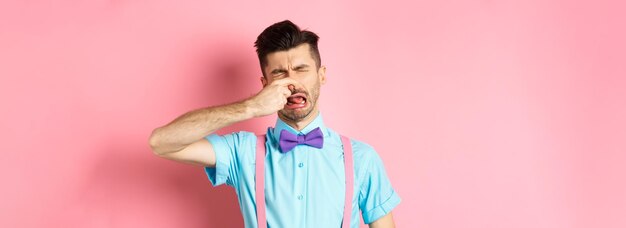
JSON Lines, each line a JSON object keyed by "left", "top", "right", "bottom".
{"left": 288, "top": 84, "right": 296, "bottom": 94}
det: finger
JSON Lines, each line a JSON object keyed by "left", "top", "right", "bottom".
{"left": 288, "top": 84, "right": 295, "bottom": 93}
{"left": 275, "top": 77, "right": 304, "bottom": 88}
{"left": 285, "top": 81, "right": 305, "bottom": 93}
{"left": 280, "top": 87, "right": 292, "bottom": 98}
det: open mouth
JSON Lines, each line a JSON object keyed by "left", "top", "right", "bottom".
{"left": 286, "top": 93, "right": 307, "bottom": 109}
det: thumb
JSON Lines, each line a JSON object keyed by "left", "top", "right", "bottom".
{"left": 288, "top": 84, "right": 296, "bottom": 93}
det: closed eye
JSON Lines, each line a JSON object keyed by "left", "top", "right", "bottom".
{"left": 293, "top": 64, "right": 310, "bottom": 72}
{"left": 271, "top": 69, "right": 287, "bottom": 76}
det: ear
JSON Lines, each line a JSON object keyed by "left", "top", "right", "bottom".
{"left": 260, "top": 76, "right": 267, "bottom": 87}
{"left": 318, "top": 66, "right": 327, "bottom": 85}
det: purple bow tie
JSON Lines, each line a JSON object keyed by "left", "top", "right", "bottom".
{"left": 279, "top": 127, "right": 324, "bottom": 153}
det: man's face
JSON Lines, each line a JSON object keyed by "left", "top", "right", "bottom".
{"left": 261, "top": 43, "right": 326, "bottom": 122}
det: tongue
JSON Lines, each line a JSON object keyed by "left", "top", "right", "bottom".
{"left": 288, "top": 96, "right": 304, "bottom": 104}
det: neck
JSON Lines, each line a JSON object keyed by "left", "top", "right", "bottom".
{"left": 279, "top": 109, "right": 320, "bottom": 131}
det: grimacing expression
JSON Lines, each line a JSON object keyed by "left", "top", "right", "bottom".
{"left": 261, "top": 43, "right": 326, "bottom": 122}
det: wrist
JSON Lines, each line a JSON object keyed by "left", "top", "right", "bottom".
{"left": 242, "top": 97, "right": 260, "bottom": 118}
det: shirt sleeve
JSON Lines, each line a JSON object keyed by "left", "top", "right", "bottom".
{"left": 203, "top": 131, "right": 254, "bottom": 187}
{"left": 358, "top": 146, "right": 401, "bottom": 224}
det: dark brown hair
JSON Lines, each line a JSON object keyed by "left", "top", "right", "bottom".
{"left": 254, "top": 20, "right": 321, "bottom": 76}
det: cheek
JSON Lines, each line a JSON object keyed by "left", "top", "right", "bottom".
{"left": 303, "top": 80, "right": 318, "bottom": 93}
{"left": 304, "top": 73, "right": 320, "bottom": 85}
{"left": 308, "top": 80, "right": 321, "bottom": 98}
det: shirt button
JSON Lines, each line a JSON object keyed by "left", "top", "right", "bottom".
{"left": 297, "top": 195, "right": 303, "bottom": 200}
{"left": 298, "top": 162, "right": 304, "bottom": 168}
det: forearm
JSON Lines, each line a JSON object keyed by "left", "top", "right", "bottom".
{"left": 149, "top": 98, "right": 257, "bottom": 155}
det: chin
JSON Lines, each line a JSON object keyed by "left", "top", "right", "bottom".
{"left": 280, "top": 106, "right": 315, "bottom": 122}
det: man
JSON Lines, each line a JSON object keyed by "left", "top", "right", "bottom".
{"left": 149, "top": 20, "right": 400, "bottom": 228}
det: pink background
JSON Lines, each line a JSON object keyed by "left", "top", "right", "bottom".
{"left": 1, "top": 0, "right": 625, "bottom": 227}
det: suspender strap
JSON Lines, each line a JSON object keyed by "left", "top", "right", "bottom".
{"left": 340, "top": 135, "right": 354, "bottom": 228}
{"left": 255, "top": 135, "right": 267, "bottom": 228}
{"left": 255, "top": 134, "right": 354, "bottom": 228}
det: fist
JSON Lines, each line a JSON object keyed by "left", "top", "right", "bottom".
{"left": 249, "top": 78, "right": 303, "bottom": 117}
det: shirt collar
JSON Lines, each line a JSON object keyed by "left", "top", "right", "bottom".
{"left": 272, "top": 112, "right": 327, "bottom": 142}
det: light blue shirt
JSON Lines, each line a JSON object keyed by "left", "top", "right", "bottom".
{"left": 204, "top": 113, "right": 400, "bottom": 227}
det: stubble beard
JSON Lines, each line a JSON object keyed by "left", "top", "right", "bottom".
{"left": 278, "top": 84, "right": 320, "bottom": 122}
